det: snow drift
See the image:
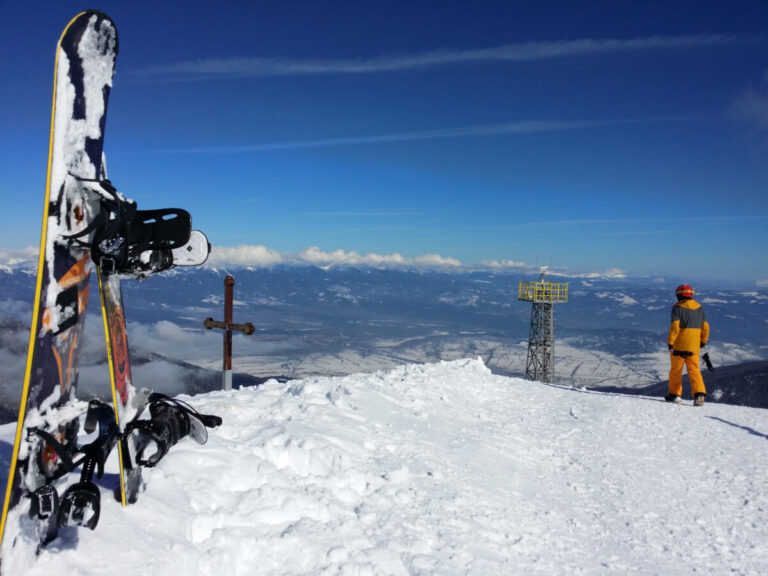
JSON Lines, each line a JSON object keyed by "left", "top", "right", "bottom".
{"left": 1, "top": 358, "right": 767, "bottom": 575}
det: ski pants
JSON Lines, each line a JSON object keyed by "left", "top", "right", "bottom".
{"left": 668, "top": 351, "right": 705, "bottom": 397}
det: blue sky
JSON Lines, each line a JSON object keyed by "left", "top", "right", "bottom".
{"left": 1, "top": 1, "right": 767, "bottom": 283}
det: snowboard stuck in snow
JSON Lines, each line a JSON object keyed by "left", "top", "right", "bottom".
{"left": 0, "top": 10, "right": 216, "bottom": 566}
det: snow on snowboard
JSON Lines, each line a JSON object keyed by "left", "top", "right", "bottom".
{"left": 0, "top": 11, "right": 218, "bottom": 565}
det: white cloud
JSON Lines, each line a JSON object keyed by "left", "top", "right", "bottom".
{"left": 0, "top": 241, "right": 632, "bottom": 278}
{"left": 700, "top": 297, "right": 730, "bottom": 304}
{"left": 486, "top": 259, "right": 525, "bottom": 269}
{"left": 410, "top": 254, "right": 461, "bottom": 268}
{"left": 201, "top": 244, "right": 462, "bottom": 270}
{"left": 297, "top": 246, "right": 397, "bottom": 267}
{"left": 297, "top": 246, "right": 460, "bottom": 269}
{"left": 128, "top": 320, "right": 212, "bottom": 359}
{"left": 732, "top": 70, "right": 768, "bottom": 132}
{"left": 0, "top": 246, "right": 39, "bottom": 271}
{"left": 199, "top": 244, "right": 635, "bottom": 277}
{"left": 548, "top": 268, "right": 628, "bottom": 280}
{"left": 206, "top": 244, "right": 283, "bottom": 268}
{"left": 132, "top": 34, "right": 748, "bottom": 82}
{"left": 585, "top": 268, "right": 628, "bottom": 279}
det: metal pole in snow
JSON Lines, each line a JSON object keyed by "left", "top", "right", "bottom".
{"left": 223, "top": 275, "right": 234, "bottom": 390}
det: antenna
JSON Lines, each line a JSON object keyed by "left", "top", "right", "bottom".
{"left": 517, "top": 269, "right": 568, "bottom": 384}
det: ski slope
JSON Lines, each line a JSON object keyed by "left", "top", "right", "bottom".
{"left": 2, "top": 358, "right": 767, "bottom": 575}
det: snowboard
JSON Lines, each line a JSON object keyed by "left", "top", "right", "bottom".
{"left": 99, "top": 259, "right": 218, "bottom": 509}
{"left": 0, "top": 9, "right": 119, "bottom": 556}
{"left": 95, "top": 200, "right": 209, "bottom": 506}
{"left": 1, "top": 10, "right": 217, "bottom": 565}
{"left": 172, "top": 230, "right": 211, "bottom": 267}
{"left": 97, "top": 267, "right": 151, "bottom": 506}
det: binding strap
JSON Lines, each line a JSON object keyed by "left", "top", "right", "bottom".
{"left": 31, "top": 428, "right": 85, "bottom": 482}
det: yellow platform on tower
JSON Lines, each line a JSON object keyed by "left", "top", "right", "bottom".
{"left": 517, "top": 281, "right": 568, "bottom": 303}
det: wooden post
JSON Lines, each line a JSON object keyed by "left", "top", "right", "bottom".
{"left": 203, "top": 275, "right": 254, "bottom": 390}
{"left": 223, "top": 275, "right": 233, "bottom": 389}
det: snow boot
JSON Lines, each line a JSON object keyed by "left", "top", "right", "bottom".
{"left": 665, "top": 393, "right": 682, "bottom": 404}
{"left": 693, "top": 393, "right": 706, "bottom": 407}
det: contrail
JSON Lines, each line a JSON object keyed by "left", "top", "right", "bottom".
{"left": 154, "top": 118, "right": 671, "bottom": 155}
{"left": 130, "top": 34, "right": 753, "bottom": 82}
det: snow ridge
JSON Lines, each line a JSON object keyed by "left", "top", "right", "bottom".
{"left": 3, "top": 358, "right": 768, "bottom": 575}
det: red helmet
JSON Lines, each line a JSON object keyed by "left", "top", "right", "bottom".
{"left": 675, "top": 284, "right": 695, "bottom": 298}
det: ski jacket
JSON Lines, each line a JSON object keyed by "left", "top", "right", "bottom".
{"left": 668, "top": 298, "right": 709, "bottom": 355}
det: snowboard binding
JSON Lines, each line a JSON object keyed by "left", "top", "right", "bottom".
{"left": 24, "top": 394, "right": 221, "bottom": 547}
{"left": 58, "top": 399, "right": 119, "bottom": 530}
{"left": 32, "top": 418, "right": 81, "bottom": 482}
{"left": 65, "top": 176, "right": 207, "bottom": 279}
{"left": 59, "top": 482, "right": 101, "bottom": 530}
{"left": 29, "top": 485, "right": 60, "bottom": 548}
{"left": 125, "top": 393, "right": 222, "bottom": 468}
{"left": 26, "top": 399, "right": 121, "bottom": 546}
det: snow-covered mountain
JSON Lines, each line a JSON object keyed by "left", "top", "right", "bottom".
{"left": 1, "top": 265, "right": 767, "bottom": 421}
{"left": 1, "top": 358, "right": 766, "bottom": 575}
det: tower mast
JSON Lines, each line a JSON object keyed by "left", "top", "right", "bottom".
{"left": 518, "top": 270, "right": 568, "bottom": 384}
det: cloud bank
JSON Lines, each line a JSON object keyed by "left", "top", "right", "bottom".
{"left": 548, "top": 268, "right": 628, "bottom": 280}
{"left": 0, "top": 243, "right": 626, "bottom": 277}
{"left": 0, "top": 243, "right": 638, "bottom": 280}
{"left": 486, "top": 259, "right": 526, "bottom": 269}
{"left": 131, "top": 34, "right": 749, "bottom": 82}
{"left": 200, "top": 245, "right": 636, "bottom": 280}
{"left": 205, "top": 245, "right": 462, "bottom": 270}
{"left": 206, "top": 244, "right": 283, "bottom": 268}
{"left": 0, "top": 247, "right": 38, "bottom": 272}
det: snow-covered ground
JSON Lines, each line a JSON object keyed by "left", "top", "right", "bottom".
{"left": 2, "top": 358, "right": 767, "bottom": 575}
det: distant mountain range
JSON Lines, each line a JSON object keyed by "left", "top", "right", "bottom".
{"left": 1, "top": 264, "right": 766, "bottom": 421}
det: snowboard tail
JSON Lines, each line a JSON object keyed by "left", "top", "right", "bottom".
{"left": 97, "top": 266, "right": 146, "bottom": 505}
{"left": 98, "top": 267, "right": 220, "bottom": 505}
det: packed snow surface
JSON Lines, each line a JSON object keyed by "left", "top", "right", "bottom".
{"left": 2, "top": 358, "right": 767, "bottom": 575}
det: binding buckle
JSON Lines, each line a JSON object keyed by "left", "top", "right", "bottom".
{"left": 30, "top": 485, "right": 59, "bottom": 520}
{"left": 99, "top": 256, "right": 117, "bottom": 275}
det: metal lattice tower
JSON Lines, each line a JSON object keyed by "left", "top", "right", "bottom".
{"left": 518, "top": 272, "right": 568, "bottom": 384}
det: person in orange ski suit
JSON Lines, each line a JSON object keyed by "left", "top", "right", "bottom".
{"left": 666, "top": 284, "right": 710, "bottom": 405}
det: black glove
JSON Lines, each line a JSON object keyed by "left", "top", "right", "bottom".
{"left": 668, "top": 344, "right": 673, "bottom": 351}
{"left": 700, "top": 342, "right": 706, "bottom": 348}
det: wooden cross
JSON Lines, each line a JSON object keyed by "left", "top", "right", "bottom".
{"left": 203, "top": 275, "right": 255, "bottom": 390}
